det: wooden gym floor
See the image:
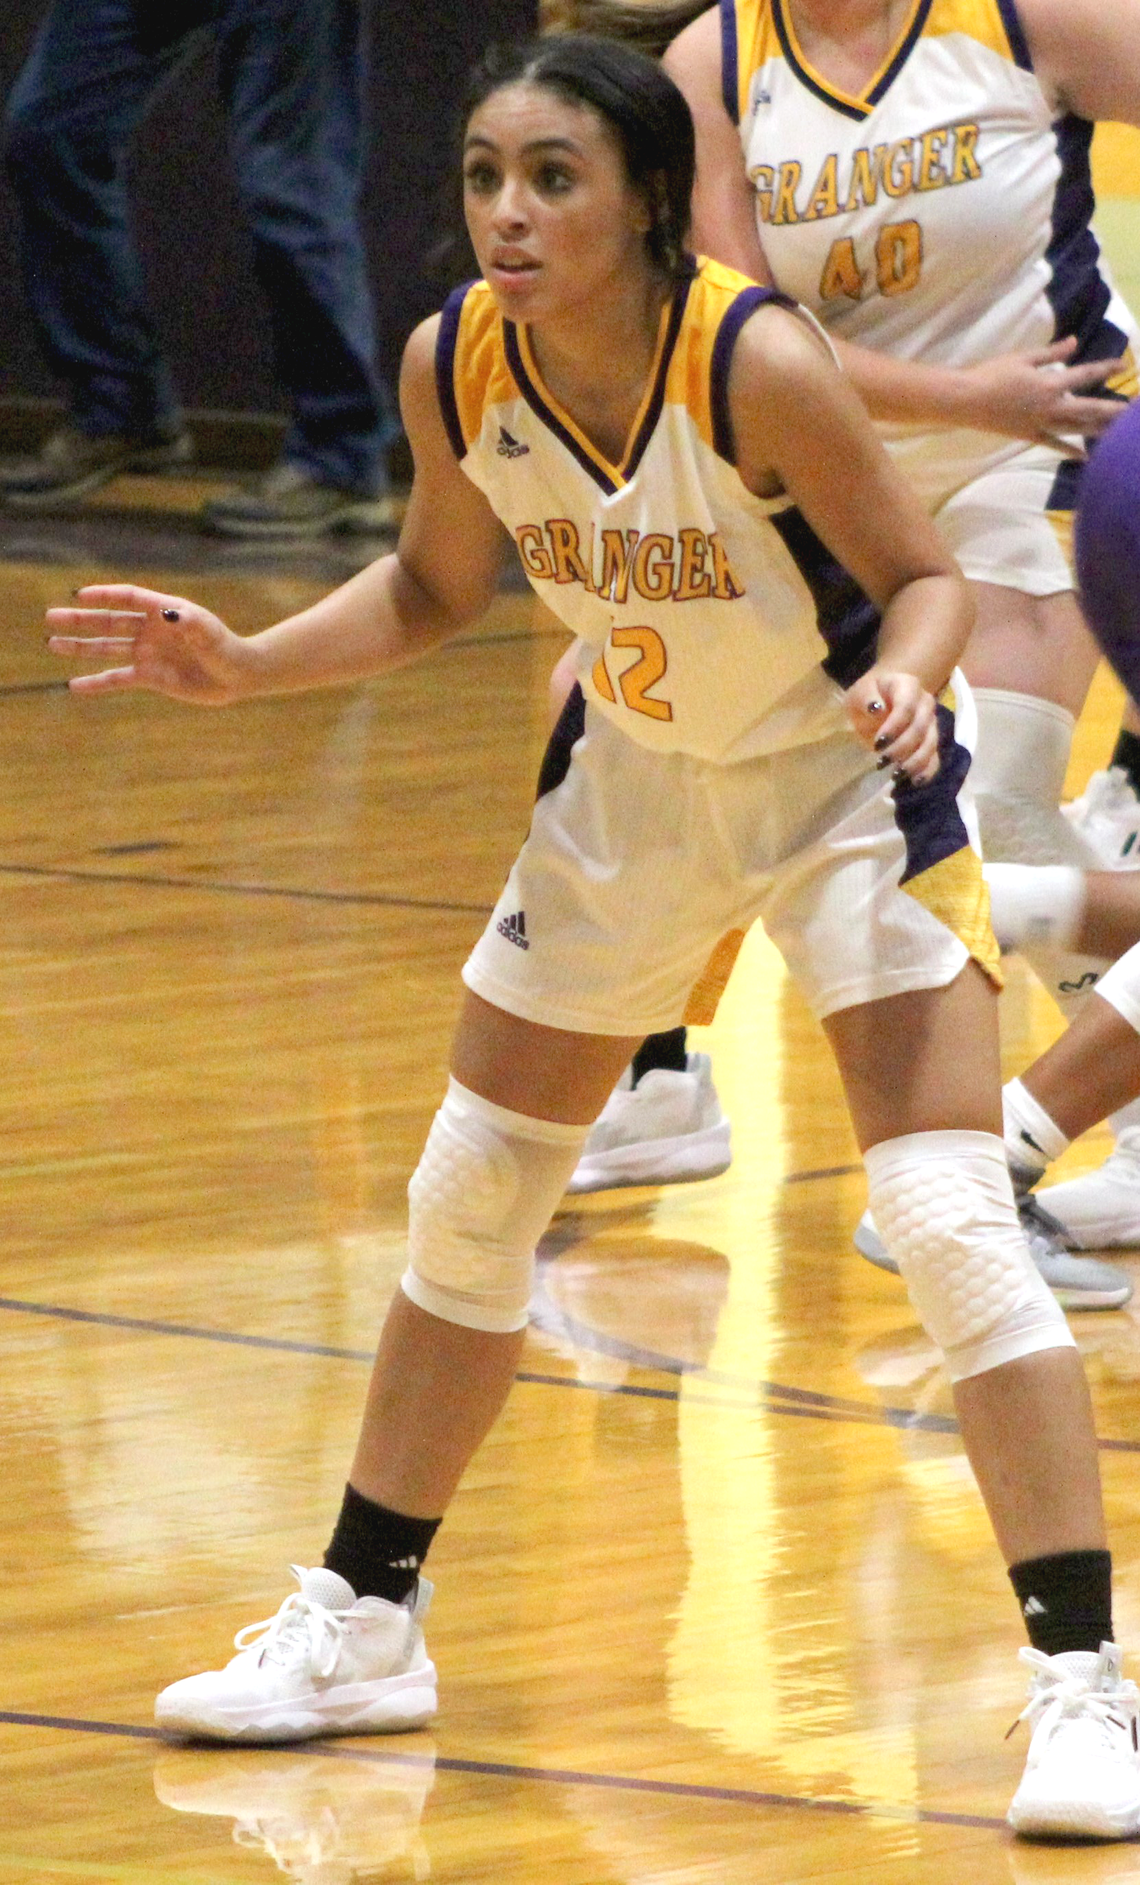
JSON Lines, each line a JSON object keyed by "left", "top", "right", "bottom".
{"left": 1, "top": 128, "right": 1139, "bottom": 1885}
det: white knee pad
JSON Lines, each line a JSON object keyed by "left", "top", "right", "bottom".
{"left": 863, "top": 1129, "right": 1074, "bottom": 1382}
{"left": 972, "top": 690, "right": 1107, "bottom": 1010}
{"left": 971, "top": 690, "right": 1092, "bottom": 867}
{"left": 402, "top": 1078, "right": 588, "bottom": 1334}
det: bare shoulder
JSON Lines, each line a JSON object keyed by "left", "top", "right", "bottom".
{"left": 661, "top": 2, "right": 721, "bottom": 86}
{"left": 1015, "top": 0, "right": 1140, "bottom": 117}
{"left": 728, "top": 300, "right": 837, "bottom": 399}
{"left": 399, "top": 314, "right": 444, "bottom": 403}
{"left": 725, "top": 300, "right": 872, "bottom": 493}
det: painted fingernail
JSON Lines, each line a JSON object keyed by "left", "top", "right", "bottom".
{"left": 892, "top": 767, "right": 910, "bottom": 784}
{"left": 873, "top": 734, "right": 889, "bottom": 751}
{"left": 876, "top": 754, "right": 891, "bottom": 770}
{"left": 161, "top": 608, "right": 180, "bottom": 622}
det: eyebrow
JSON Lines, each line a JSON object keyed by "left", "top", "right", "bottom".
{"left": 463, "top": 135, "right": 583, "bottom": 156}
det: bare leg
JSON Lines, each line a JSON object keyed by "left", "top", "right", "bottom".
{"left": 1021, "top": 988, "right": 1140, "bottom": 1145}
{"left": 348, "top": 991, "right": 641, "bottom": 1516}
{"left": 962, "top": 582, "right": 1098, "bottom": 717}
{"left": 825, "top": 964, "right": 1105, "bottom": 1565}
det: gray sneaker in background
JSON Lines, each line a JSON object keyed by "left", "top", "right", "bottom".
{"left": 0, "top": 423, "right": 192, "bottom": 508}
{"left": 854, "top": 1195, "right": 1133, "bottom": 1310}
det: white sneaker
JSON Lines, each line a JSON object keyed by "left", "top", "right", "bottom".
{"left": 854, "top": 1201, "right": 1133, "bottom": 1310}
{"left": 1007, "top": 1643, "right": 1140, "bottom": 1840}
{"left": 155, "top": 1568, "right": 437, "bottom": 1743}
{"left": 1064, "top": 767, "right": 1140, "bottom": 868}
{"left": 566, "top": 1052, "right": 731, "bottom": 1194}
{"left": 1036, "top": 1134, "right": 1140, "bottom": 1250}
{"left": 154, "top": 1744, "right": 435, "bottom": 1881}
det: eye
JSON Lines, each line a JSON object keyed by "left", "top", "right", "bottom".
{"left": 535, "top": 161, "right": 575, "bottom": 195}
{"left": 464, "top": 159, "right": 499, "bottom": 195}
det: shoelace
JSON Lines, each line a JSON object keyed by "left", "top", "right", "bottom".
{"left": 1017, "top": 1195, "right": 1071, "bottom": 1262}
{"left": 1009, "top": 1649, "right": 1139, "bottom": 1750}
{"left": 233, "top": 1591, "right": 346, "bottom": 1680}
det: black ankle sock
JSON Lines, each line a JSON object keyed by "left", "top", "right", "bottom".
{"left": 324, "top": 1483, "right": 441, "bottom": 1605}
{"left": 630, "top": 1027, "right": 688, "bottom": 1087}
{"left": 1009, "top": 1549, "right": 1113, "bottom": 1656}
{"left": 1110, "top": 728, "right": 1140, "bottom": 797}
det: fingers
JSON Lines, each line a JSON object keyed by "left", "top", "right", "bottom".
{"left": 47, "top": 635, "right": 138, "bottom": 657}
{"left": 1061, "top": 359, "right": 1121, "bottom": 391}
{"left": 857, "top": 674, "right": 940, "bottom": 782}
{"left": 67, "top": 584, "right": 186, "bottom": 614}
{"left": 1051, "top": 396, "right": 1125, "bottom": 434}
{"left": 1027, "top": 338, "right": 1079, "bottom": 367}
{"left": 46, "top": 607, "right": 146, "bottom": 634}
{"left": 66, "top": 666, "right": 141, "bottom": 696}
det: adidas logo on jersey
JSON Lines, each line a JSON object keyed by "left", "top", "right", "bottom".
{"left": 497, "top": 910, "right": 529, "bottom": 949}
{"left": 496, "top": 426, "right": 529, "bottom": 458}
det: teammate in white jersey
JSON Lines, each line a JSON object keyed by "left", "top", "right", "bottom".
{"left": 560, "top": 0, "right": 1140, "bottom": 1251}
{"left": 47, "top": 35, "right": 1140, "bottom": 1837}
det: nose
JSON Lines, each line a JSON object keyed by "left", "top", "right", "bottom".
{"left": 492, "top": 174, "right": 529, "bottom": 234}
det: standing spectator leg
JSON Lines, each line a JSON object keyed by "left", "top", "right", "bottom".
{"left": 1, "top": 0, "right": 196, "bottom": 503}
{"left": 204, "top": 0, "right": 395, "bottom": 537}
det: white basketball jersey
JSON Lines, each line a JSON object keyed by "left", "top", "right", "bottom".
{"left": 724, "top": 0, "right": 1138, "bottom": 472}
{"left": 436, "top": 259, "right": 875, "bottom": 765}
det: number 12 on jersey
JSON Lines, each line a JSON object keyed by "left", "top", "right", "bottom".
{"left": 592, "top": 626, "right": 674, "bottom": 722}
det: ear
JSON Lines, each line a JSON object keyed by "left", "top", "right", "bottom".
{"left": 632, "top": 170, "right": 666, "bottom": 237}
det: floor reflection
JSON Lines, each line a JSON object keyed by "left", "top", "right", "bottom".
{"left": 154, "top": 1742, "right": 436, "bottom": 1883}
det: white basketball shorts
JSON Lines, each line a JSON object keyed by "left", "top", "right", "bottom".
{"left": 463, "top": 692, "right": 1000, "bottom": 1038}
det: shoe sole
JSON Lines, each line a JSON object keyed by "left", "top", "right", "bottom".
{"left": 201, "top": 499, "right": 398, "bottom": 540}
{"left": 2, "top": 440, "right": 194, "bottom": 509}
{"left": 1008, "top": 1795, "right": 1140, "bottom": 1840}
{"left": 853, "top": 1223, "right": 1132, "bottom": 1310}
{"left": 566, "top": 1120, "right": 731, "bottom": 1194}
{"left": 155, "top": 1666, "right": 437, "bottom": 1744}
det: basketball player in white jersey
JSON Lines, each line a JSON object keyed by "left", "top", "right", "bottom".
{"left": 569, "top": 0, "right": 1140, "bottom": 1252}
{"left": 47, "top": 36, "right": 1140, "bottom": 1837}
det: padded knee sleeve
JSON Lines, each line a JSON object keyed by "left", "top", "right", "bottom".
{"left": 402, "top": 1078, "right": 588, "bottom": 1334}
{"left": 863, "top": 1129, "right": 1074, "bottom": 1382}
{"left": 972, "top": 690, "right": 1107, "bottom": 1010}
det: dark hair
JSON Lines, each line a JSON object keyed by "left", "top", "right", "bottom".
{"left": 546, "top": 0, "right": 713, "bottom": 63}
{"left": 460, "top": 35, "right": 696, "bottom": 280}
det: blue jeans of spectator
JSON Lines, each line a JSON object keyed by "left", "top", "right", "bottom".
{"left": 4, "top": 0, "right": 392, "bottom": 493}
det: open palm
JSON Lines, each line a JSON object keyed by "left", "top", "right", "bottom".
{"left": 46, "top": 584, "right": 257, "bottom": 704}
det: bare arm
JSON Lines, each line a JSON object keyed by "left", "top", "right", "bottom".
{"left": 663, "top": 8, "right": 773, "bottom": 281}
{"left": 729, "top": 307, "right": 975, "bottom": 778}
{"left": 1018, "top": 0, "right": 1140, "bottom": 121}
{"left": 662, "top": 7, "right": 1122, "bottom": 443}
{"left": 47, "top": 317, "right": 507, "bottom": 702}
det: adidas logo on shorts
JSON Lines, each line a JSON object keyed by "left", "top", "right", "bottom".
{"left": 496, "top": 426, "right": 529, "bottom": 458}
{"left": 497, "top": 910, "right": 529, "bottom": 949}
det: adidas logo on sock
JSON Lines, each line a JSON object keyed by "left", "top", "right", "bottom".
{"left": 1023, "top": 1596, "right": 1047, "bottom": 1619}
{"left": 496, "top": 426, "right": 529, "bottom": 458}
{"left": 497, "top": 910, "right": 529, "bottom": 949}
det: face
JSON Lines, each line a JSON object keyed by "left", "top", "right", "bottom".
{"left": 462, "top": 80, "right": 654, "bottom": 324}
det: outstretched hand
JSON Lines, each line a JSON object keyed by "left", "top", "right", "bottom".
{"left": 846, "top": 668, "right": 939, "bottom": 784}
{"left": 960, "top": 337, "right": 1126, "bottom": 456}
{"left": 46, "top": 585, "right": 258, "bottom": 704}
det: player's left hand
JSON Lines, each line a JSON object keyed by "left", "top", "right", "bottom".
{"left": 845, "top": 668, "right": 940, "bottom": 784}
